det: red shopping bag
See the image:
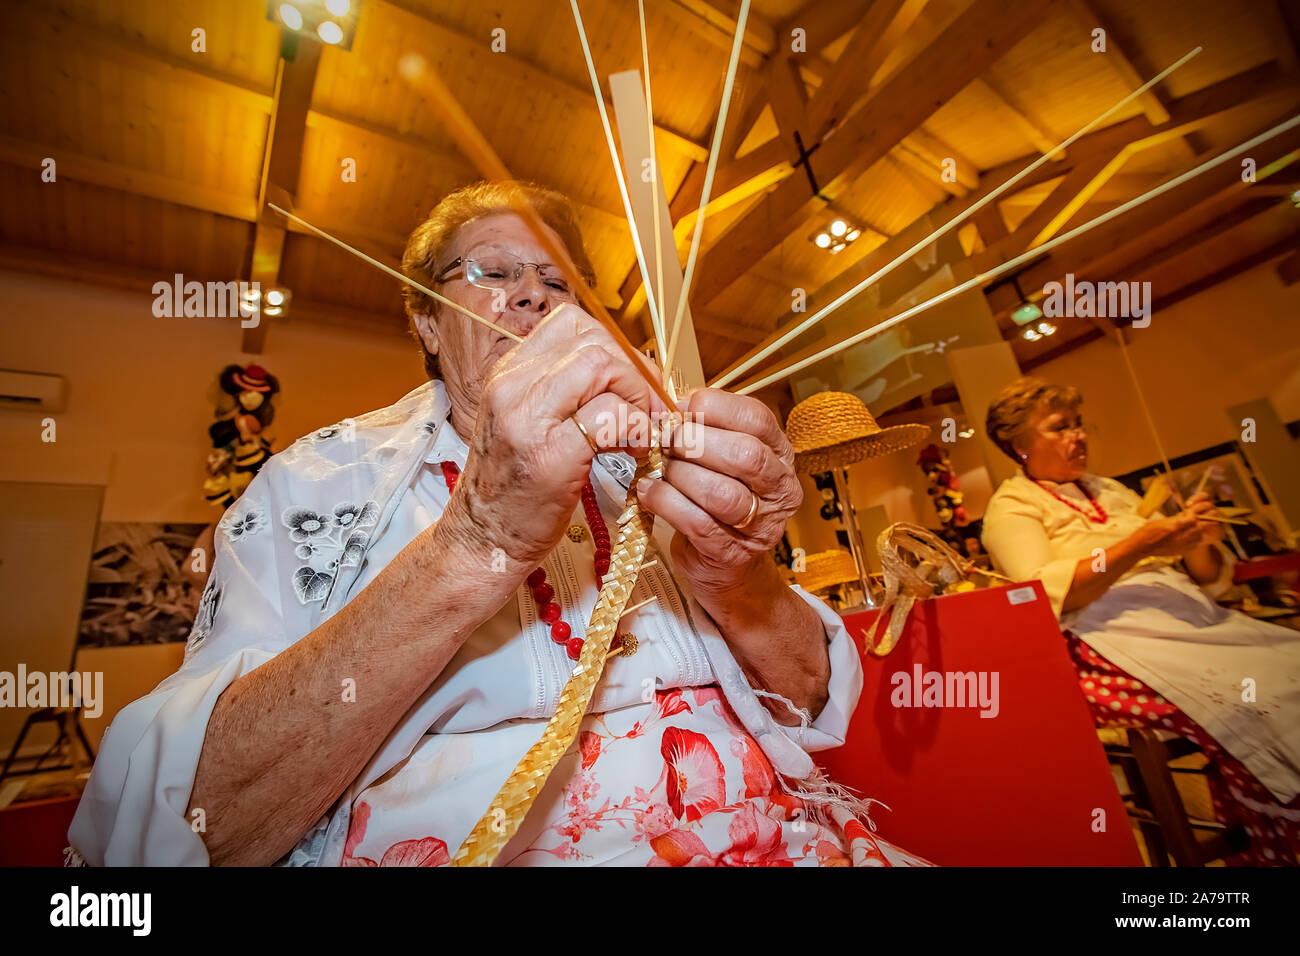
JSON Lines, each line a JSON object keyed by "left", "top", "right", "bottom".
{"left": 819, "top": 581, "right": 1141, "bottom": 866}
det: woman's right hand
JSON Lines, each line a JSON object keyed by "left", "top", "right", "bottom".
{"left": 437, "top": 303, "right": 667, "bottom": 581}
{"left": 1131, "top": 510, "right": 1207, "bottom": 558}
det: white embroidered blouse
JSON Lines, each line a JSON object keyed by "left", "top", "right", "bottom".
{"left": 68, "top": 380, "right": 865, "bottom": 865}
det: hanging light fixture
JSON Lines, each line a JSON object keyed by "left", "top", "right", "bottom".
{"left": 1009, "top": 276, "right": 1043, "bottom": 325}
{"left": 267, "top": 0, "right": 362, "bottom": 51}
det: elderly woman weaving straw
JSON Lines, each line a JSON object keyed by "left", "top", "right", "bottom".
{"left": 980, "top": 378, "right": 1300, "bottom": 865}
{"left": 69, "top": 181, "right": 926, "bottom": 867}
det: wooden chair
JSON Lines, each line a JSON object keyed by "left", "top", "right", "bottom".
{"left": 1100, "top": 726, "right": 1249, "bottom": 866}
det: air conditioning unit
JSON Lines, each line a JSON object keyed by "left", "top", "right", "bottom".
{"left": 0, "top": 370, "right": 67, "bottom": 412}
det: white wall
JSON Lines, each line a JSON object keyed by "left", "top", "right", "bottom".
{"left": 0, "top": 270, "right": 428, "bottom": 523}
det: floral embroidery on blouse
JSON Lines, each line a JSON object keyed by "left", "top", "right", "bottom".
{"left": 309, "top": 419, "right": 356, "bottom": 443}
{"left": 283, "top": 500, "right": 380, "bottom": 605}
{"left": 218, "top": 501, "right": 268, "bottom": 541}
{"left": 187, "top": 575, "right": 223, "bottom": 654}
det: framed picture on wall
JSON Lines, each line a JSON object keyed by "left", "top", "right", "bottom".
{"left": 77, "top": 522, "right": 209, "bottom": 648}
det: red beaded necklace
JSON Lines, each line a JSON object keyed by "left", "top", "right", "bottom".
{"left": 1031, "top": 475, "right": 1108, "bottom": 524}
{"left": 439, "top": 461, "right": 611, "bottom": 660}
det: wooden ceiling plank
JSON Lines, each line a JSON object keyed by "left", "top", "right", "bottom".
{"left": 1063, "top": 0, "right": 1171, "bottom": 126}
{"left": 304, "top": 107, "right": 627, "bottom": 224}
{"left": 667, "top": 0, "right": 775, "bottom": 59}
{"left": 9, "top": 4, "right": 273, "bottom": 114}
{"left": 974, "top": 76, "right": 1064, "bottom": 161}
{"left": 376, "top": 0, "right": 709, "bottom": 162}
{"left": 691, "top": 0, "right": 1057, "bottom": 307}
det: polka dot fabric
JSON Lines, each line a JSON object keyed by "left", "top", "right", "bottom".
{"left": 1066, "top": 631, "right": 1300, "bottom": 866}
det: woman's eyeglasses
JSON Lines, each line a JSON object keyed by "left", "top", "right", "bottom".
{"left": 434, "top": 253, "right": 591, "bottom": 301}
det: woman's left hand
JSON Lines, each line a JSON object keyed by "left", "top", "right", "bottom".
{"left": 635, "top": 388, "right": 802, "bottom": 599}
{"left": 1183, "top": 492, "right": 1226, "bottom": 546}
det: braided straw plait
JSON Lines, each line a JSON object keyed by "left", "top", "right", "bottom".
{"left": 450, "top": 441, "right": 665, "bottom": 866}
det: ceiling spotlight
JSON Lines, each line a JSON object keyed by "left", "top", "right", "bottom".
{"left": 264, "top": 305, "right": 283, "bottom": 317}
{"left": 1035, "top": 319, "right": 1057, "bottom": 336}
{"left": 830, "top": 220, "right": 847, "bottom": 237}
{"left": 325, "top": 0, "right": 351, "bottom": 14}
{"left": 318, "top": 20, "right": 344, "bottom": 44}
{"left": 1291, "top": 188, "right": 1300, "bottom": 209}
{"left": 815, "top": 232, "right": 831, "bottom": 248}
{"left": 278, "top": 3, "right": 303, "bottom": 29}
{"left": 241, "top": 288, "right": 261, "bottom": 304}
{"left": 1022, "top": 327, "right": 1041, "bottom": 342}
{"left": 265, "top": 289, "right": 285, "bottom": 306}
{"left": 958, "top": 427, "right": 975, "bottom": 439}
{"left": 830, "top": 243, "right": 846, "bottom": 254}
{"left": 846, "top": 229, "right": 861, "bottom": 241}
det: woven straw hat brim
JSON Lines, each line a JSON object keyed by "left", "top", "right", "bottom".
{"left": 794, "top": 422, "right": 930, "bottom": 474}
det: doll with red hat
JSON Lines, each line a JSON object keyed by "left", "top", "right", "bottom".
{"left": 203, "top": 364, "right": 280, "bottom": 508}
{"left": 917, "top": 442, "right": 970, "bottom": 539}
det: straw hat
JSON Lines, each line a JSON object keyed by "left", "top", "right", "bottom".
{"left": 793, "top": 549, "right": 861, "bottom": 593}
{"left": 786, "top": 391, "right": 930, "bottom": 474}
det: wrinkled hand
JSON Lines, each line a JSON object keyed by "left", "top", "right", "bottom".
{"left": 443, "top": 304, "right": 665, "bottom": 575}
{"left": 635, "top": 388, "right": 801, "bottom": 599}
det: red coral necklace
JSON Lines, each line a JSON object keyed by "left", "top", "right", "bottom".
{"left": 1031, "top": 475, "right": 1108, "bottom": 524}
{"left": 439, "top": 461, "right": 610, "bottom": 660}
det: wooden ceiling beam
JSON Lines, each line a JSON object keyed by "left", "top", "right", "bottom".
{"left": 1021, "top": 231, "right": 1300, "bottom": 370}
{"left": 1023, "top": 62, "right": 1299, "bottom": 247}
{"left": 690, "top": 0, "right": 1057, "bottom": 307}
{"left": 985, "top": 118, "right": 1300, "bottom": 315}
{"left": 376, "top": 0, "right": 709, "bottom": 162}
{"left": 901, "top": 128, "right": 981, "bottom": 191}
{"left": 803, "top": 0, "right": 910, "bottom": 140}
{"left": 243, "top": 42, "right": 321, "bottom": 355}
{"left": 763, "top": 52, "right": 813, "bottom": 166}
{"left": 889, "top": 146, "right": 966, "bottom": 200}
{"left": 1277, "top": 247, "right": 1300, "bottom": 286}
{"left": 0, "top": 135, "right": 258, "bottom": 221}
{"left": 693, "top": 310, "right": 770, "bottom": 345}
{"left": 1264, "top": 0, "right": 1300, "bottom": 72}
{"left": 709, "top": 74, "right": 1298, "bottom": 382}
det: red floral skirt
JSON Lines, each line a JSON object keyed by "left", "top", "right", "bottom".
{"left": 1065, "top": 631, "right": 1300, "bottom": 865}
